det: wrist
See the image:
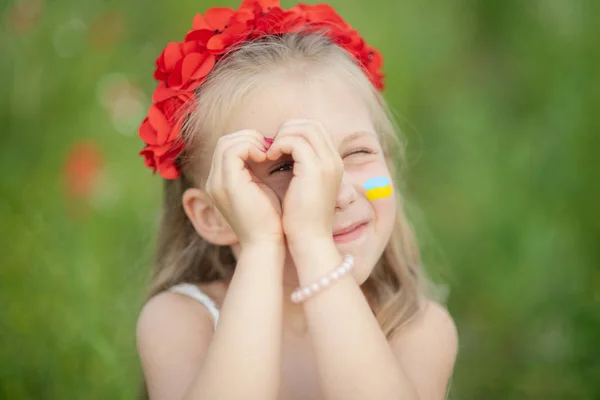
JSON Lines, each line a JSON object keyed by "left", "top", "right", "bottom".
{"left": 286, "top": 232, "right": 332, "bottom": 250}
{"left": 287, "top": 236, "right": 344, "bottom": 284}
{"left": 240, "top": 238, "right": 286, "bottom": 259}
{"left": 240, "top": 234, "right": 285, "bottom": 251}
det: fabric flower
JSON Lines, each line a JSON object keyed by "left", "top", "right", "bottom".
{"left": 139, "top": 91, "right": 192, "bottom": 146}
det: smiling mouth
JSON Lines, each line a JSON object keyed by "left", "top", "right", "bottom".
{"left": 333, "top": 222, "right": 369, "bottom": 243}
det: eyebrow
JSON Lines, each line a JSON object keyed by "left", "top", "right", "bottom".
{"left": 339, "top": 131, "right": 377, "bottom": 147}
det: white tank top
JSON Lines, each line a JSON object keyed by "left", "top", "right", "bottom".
{"left": 169, "top": 283, "right": 220, "bottom": 329}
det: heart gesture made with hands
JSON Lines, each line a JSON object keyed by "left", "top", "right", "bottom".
{"left": 205, "top": 119, "right": 343, "bottom": 250}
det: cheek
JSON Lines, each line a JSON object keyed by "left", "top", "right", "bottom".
{"left": 354, "top": 162, "right": 393, "bottom": 201}
{"left": 359, "top": 167, "right": 396, "bottom": 241}
{"left": 372, "top": 194, "right": 396, "bottom": 234}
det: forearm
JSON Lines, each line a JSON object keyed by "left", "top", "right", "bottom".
{"left": 293, "top": 239, "right": 419, "bottom": 400}
{"left": 185, "top": 241, "right": 285, "bottom": 400}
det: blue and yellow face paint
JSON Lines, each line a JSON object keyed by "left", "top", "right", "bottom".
{"left": 363, "top": 176, "right": 393, "bottom": 201}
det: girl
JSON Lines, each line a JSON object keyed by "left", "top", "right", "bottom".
{"left": 136, "top": 1, "right": 458, "bottom": 399}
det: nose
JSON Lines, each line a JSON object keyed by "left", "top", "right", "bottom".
{"left": 335, "top": 172, "right": 358, "bottom": 211}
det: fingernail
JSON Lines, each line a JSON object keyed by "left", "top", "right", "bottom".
{"left": 264, "top": 137, "right": 274, "bottom": 148}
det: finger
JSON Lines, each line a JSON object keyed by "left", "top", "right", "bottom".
{"left": 266, "top": 136, "right": 319, "bottom": 173}
{"left": 212, "top": 131, "right": 267, "bottom": 172}
{"left": 208, "top": 133, "right": 266, "bottom": 193}
{"left": 275, "top": 119, "right": 336, "bottom": 160}
{"left": 222, "top": 141, "right": 267, "bottom": 185}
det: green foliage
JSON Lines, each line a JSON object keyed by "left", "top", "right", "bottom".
{"left": 1, "top": 0, "right": 598, "bottom": 398}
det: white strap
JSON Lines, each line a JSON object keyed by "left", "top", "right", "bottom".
{"left": 169, "top": 283, "right": 219, "bottom": 329}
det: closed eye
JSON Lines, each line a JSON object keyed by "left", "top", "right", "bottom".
{"left": 344, "top": 148, "right": 375, "bottom": 158}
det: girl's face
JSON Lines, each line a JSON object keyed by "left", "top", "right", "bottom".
{"left": 223, "top": 71, "right": 396, "bottom": 285}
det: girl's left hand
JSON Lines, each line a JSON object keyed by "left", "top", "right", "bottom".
{"left": 266, "top": 119, "right": 343, "bottom": 245}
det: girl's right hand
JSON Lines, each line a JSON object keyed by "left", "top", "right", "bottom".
{"left": 205, "top": 129, "right": 283, "bottom": 248}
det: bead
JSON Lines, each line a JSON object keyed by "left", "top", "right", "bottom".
{"left": 289, "top": 253, "right": 354, "bottom": 303}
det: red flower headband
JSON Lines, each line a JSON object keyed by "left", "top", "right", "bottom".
{"left": 138, "top": 0, "right": 385, "bottom": 179}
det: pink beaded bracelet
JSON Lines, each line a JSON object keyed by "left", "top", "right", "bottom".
{"left": 291, "top": 254, "right": 354, "bottom": 303}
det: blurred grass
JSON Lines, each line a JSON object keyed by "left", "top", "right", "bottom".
{"left": 1, "top": 0, "right": 599, "bottom": 398}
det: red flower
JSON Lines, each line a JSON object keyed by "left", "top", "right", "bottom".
{"left": 251, "top": 7, "right": 305, "bottom": 36}
{"left": 139, "top": 0, "right": 385, "bottom": 179}
{"left": 240, "top": 0, "right": 281, "bottom": 16}
{"left": 192, "top": 7, "right": 237, "bottom": 31}
{"left": 206, "top": 22, "right": 251, "bottom": 55}
{"left": 292, "top": 3, "right": 349, "bottom": 30}
{"left": 154, "top": 41, "right": 216, "bottom": 91}
{"left": 140, "top": 139, "right": 184, "bottom": 180}
{"left": 64, "top": 141, "right": 104, "bottom": 199}
{"left": 139, "top": 92, "right": 192, "bottom": 147}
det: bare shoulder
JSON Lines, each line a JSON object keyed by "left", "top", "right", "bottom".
{"left": 393, "top": 300, "right": 458, "bottom": 347}
{"left": 390, "top": 300, "right": 458, "bottom": 400}
{"left": 136, "top": 290, "right": 216, "bottom": 399}
{"left": 137, "top": 289, "right": 216, "bottom": 345}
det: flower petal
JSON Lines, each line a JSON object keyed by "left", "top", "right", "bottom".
{"left": 156, "top": 140, "right": 185, "bottom": 179}
{"left": 192, "top": 13, "right": 211, "bottom": 30}
{"left": 185, "top": 28, "right": 214, "bottom": 44}
{"left": 138, "top": 118, "right": 158, "bottom": 145}
{"left": 189, "top": 53, "right": 216, "bottom": 81}
{"left": 166, "top": 61, "right": 183, "bottom": 89}
{"left": 139, "top": 147, "right": 157, "bottom": 170}
{"left": 240, "top": 0, "right": 280, "bottom": 14}
{"left": 161, "top": 42, "right": 184, "bottom": 72}
{"left": 157, "top": 162, "right": 180, "bottom": 179}
{"left": 151, "top": 143, "right": 173, "bottom": 157}
{"left": 206, "top": 33, "right": 233, "bottom": 54}
{"left": 147, "top": 104, "right": 171, "bottom": 145}
{"left": 204, "top": 7, "right": 236, "bottom": 31}
{"left": 152, "top": 82, "right": 178, "bottom": 103}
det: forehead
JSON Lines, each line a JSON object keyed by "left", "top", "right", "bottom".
{"left": 222, "top": 73, "right": 376, "bottom": 143}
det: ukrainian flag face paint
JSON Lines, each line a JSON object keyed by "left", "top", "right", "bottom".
{"left": 363, "top": 176, "right": 393, "bottom": 201}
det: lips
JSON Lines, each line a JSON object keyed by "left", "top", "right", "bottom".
{"left": 333, "top": 222, "right": 367, "bottom": 236}
{"left": 332, "top": 221, "right": 369, "bottom": 243}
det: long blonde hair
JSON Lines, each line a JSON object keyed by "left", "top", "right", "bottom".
{"left": 145, "top": 33, "right": 428, "bottom": 338}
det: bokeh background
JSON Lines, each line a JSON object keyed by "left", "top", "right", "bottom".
{"left": 2, "top": 0, "right": 598, "bottom": 398}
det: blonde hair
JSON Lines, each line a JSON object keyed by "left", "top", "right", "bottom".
{"left": 145, "top": 33, "right": 429, "bottom": 338}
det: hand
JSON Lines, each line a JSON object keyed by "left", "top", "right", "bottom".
{"left": 266, "top": 119, "right": 344, "bottom": 244}
{"left": 205, "top": 129, "right": 283, "bottom": 248}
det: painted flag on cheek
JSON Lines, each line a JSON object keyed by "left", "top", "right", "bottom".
{"left": 363, "top": 176, "right": 393, "bottom": 201}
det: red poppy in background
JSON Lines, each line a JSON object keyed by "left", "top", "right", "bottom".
{"left": 63, "top": 140, "right": 104, "bottom": 199}
{"left": 6, "top": 0, "right": 43, "bottom": 34}
{"left": 89, "top": 10, "right": 124, "bottom": 50}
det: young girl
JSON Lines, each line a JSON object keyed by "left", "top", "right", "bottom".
{"left": 136, "top": 1, "right": 458, "bottom": 399}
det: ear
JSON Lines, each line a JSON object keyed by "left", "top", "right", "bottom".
{"left": 182, "top": 188, "right": 239, "bottom": 246}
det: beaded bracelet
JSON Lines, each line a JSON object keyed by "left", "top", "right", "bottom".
{"left": 291, "top": 254, "right": 354, "bottom": 303}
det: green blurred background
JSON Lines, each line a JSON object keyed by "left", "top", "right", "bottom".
{"left": 1, "top": 0, "right": 598, "bottom": 398}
